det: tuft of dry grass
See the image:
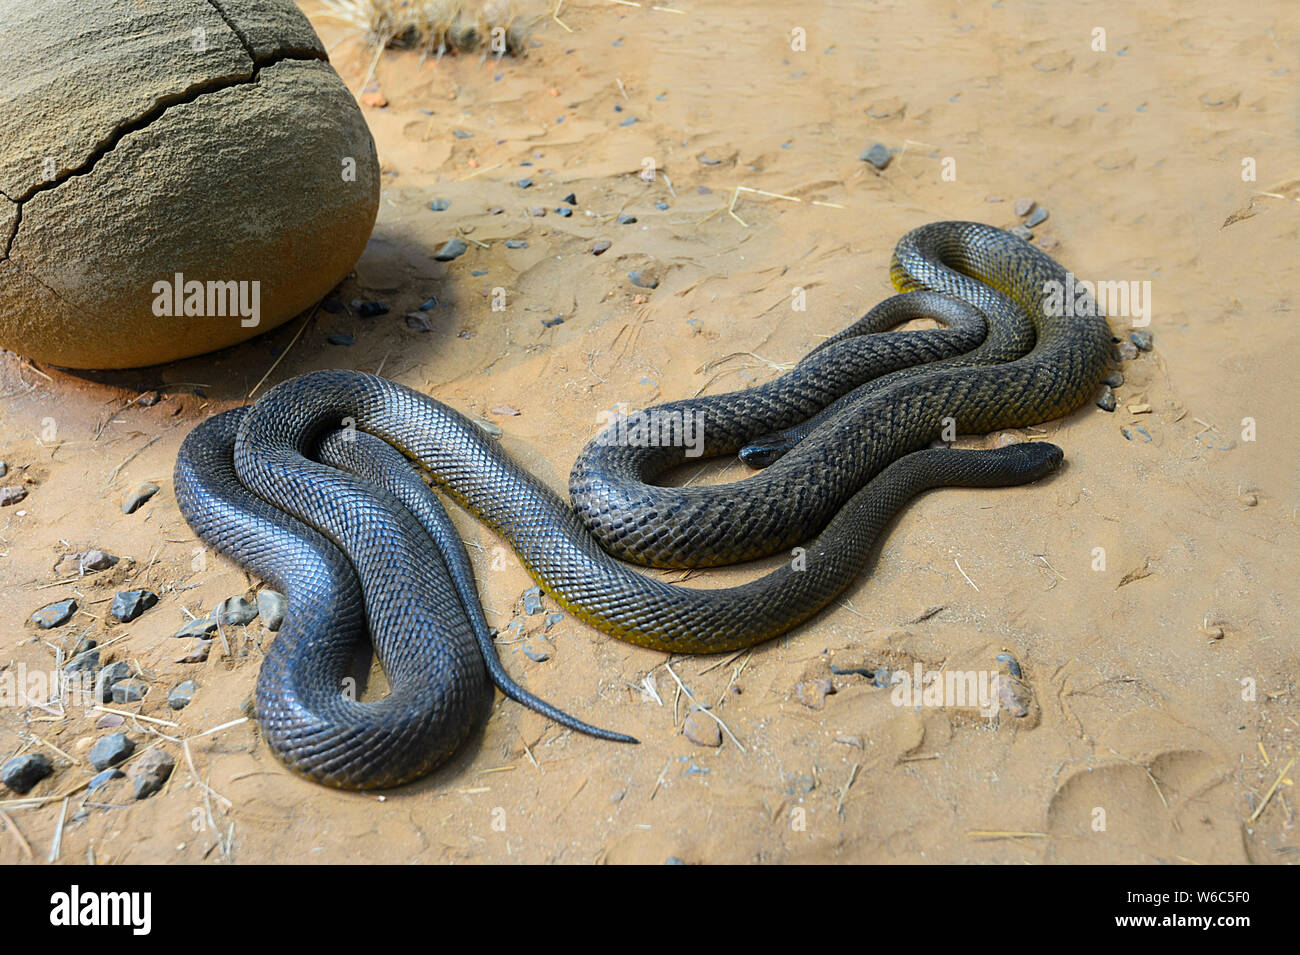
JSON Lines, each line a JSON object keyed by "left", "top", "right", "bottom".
{"left": 318, "top": 0, "right": 544, "bottom": 56}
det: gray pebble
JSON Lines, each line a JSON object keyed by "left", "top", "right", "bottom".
{"left": 256, "top": 589, "right": 287, "bottom": 631}
{"left": 214, "top": 595, "right": 257, "bottom": 626}
{"left": 63, "top": 636, "right": 99, "bottom": 675}
{"left": 628, "top": 270, "right": 659, "bottom": 289}
{"left": 96, "top": 660, "right": 133, "bottom": 703}
{"left": 0, "top": 485, "right": 27, "bottom": 506}
{"left": 87, "top": 768, "right": 125, "bottom": 792}
{"left": 522, "top": 586, "right": 544, "bottom": 615}
{"left": 32, "top": 598, "right": 77, "bottom": 629}
{"left": 617, "top": 213, "right": 637, "bottom": 225}
{"left": 429, "top": 199, "right": 451, "bottom": 211}
{"left": 0, "top": 461, "right": 6, "bottom": 478}
{"left": 80, "top": 549, "right": 119, "bottom": 572}
{"left": 1025, "top": 206, "right": 1049, "bottom": 227}
{"left": 1103, "top": 371, "right": 1124, "bottom": 388}
{"left": 453, "top": 129, "right": 473, "bottom": 139}
{"left": 591, "top": 240, "right": 611, "bottom": 255}
{"left": 174, "top": 617, "right": 219, "bottom": 639}
{"left": 136, "top": 391, "right": 161, "bottom": 407}
{"left": 1117, "top": 340, "right": 1139, "bottom": 361}
{"left": 1014, "top": 197, "right": 1036, "bottom": 217}
{"left": 522, "top": 644, "right": 550, "bottom": 662}
{"left": 1130, "top": 329, "right": 1153, "bottom": 351}
{"left": 544, "top": 612, "right": 564, "bottom": 631}
{"left": 530, "top": 207, "right": 546, "bottom": 217}
{"left": 683, "top": 710, "right": 721, "bottom": 747}
{"left": 327, "top": 333, "right": 355, "bottom": 346}
{"left": 110, "top": 589, "right": 157, "bottom": 623}
{"left": 168, "top": 680, "right": 198, "bottom": 710}
{"left": 88, "top": 732, "right": 134, "bottom": 771}
{"left": 860, "top": 142, "right": 892, "bottom": 169}
{"left": 1009, "top": 225, "right": 1034, "bottom": 241}
{"left": 111, "top": 678, "right": 149, "bottom": 704}
{"left": 131, "top": 747, "right": 175, "bottom": 799}
{"left": 504, "top": 239, "right": 529, "bottom": 249}
{"left": 2, "top": 753, "right": 53, "bottom": 794}
{"left": 516, "top": 178, "right": 533, "bottom": 189}
{"left": 1096, "top": 385, "right": 1117, "bottom": 412}
{"left": 434, "top": 238, "right": 468, "bottom": 261}
{"left": 121, "top": 482, "right": 160, "bottom": 514}
{"left": 474, "top": 419, "right": 503, "bottom": 438}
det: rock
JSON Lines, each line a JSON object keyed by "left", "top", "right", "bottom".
{"left": 453, "top": 128, "right": 473, "bottom": 139}
{"left": 1009, "top": 225, "right": 1034, "bottom": 241}
{"left": 327, "top": 333, "right": 354, "bottom": 346}
{"left": 176, "top": 641, "right": 212, "bottom": 664}
{"left": 529, "top": 206, "right": 546, "bottom": 217}
{"left": 0, "top": 485, "right": 27, "bottom": 506}
{"left": 794, "top": 677, "right": 836, "bottom": 710}
{"left": 63, "top": 636, "right": 100, "bottom": 675}
{"left": 591, "top": 240, "right": 611, "bottom": 255}
{"left": 1025, "top": 206, "right": 1049, "bottom": 227}
{"left": 213, "top": 595, "right": 257, "bottom": 626}
{"left": 87, "top": 768, "right": 125, "bottom": 792}
{"left": 1014, "top": 198, "right": 1036, "bottom": 217}
{"left": 136, "top": 390, "right": 160, "bottom": 406}
{"left": 110, "top": 589, "right": 158, "bottom": 623}
{"left": 1117, "top": 340, "right": 1139, "bottom": 360}
{"left": 860, "top": 142, "right": 892, "bottom": 169}
{"left": 1239, "top": 492, "right": 1258, "bottom": 507}
{"left": 683, "top": 711, "right": 722, "bottom": 747}
{"left": 1, "top": 753, "right": 53, "bottom": 794}
{"left": 628, "top": 269, "right": 659, "bottom": 290}
{"left": 1096, "top": 385, "right": 1117, "bottom": 412}
{"left": 1130, "top": 329, "right": 1153, "bottom": 351}
{"left": 522, "top": 644, "right": 550, "bottom": 663}
{"left": 360, "top": 90, "right": 387, "bottom": 108}
{"left": 131, "top": 747, "right": 175, "bottom": 799}
{"left": 32, "top": 598, "right": 76, "bottom": 629}
{"left": 121, "top": 482, "right": 159, "bottom": 514}
{"left": 1128, "top": 403, "right": 1152, "bottom": 414}
{"left": 88, "top": 732, "right": 134, "bottom": 771}
{"left": 554, "top": 207, "right": 573, "bottom": 218}
{"left": 997, "top": 676, "right": 1033, "bottom": 718}
{"left": 168, "top": 680, "right": 198, "bottom": 710}
{"left": 516, "top": 178, "right": 533, "bottom": 189}
{"left": 80, "top": 549, "right": 119, "bottom": 572}
{"left": 1103, "top": 371, "right": 1124, "bottom": 388}
{"left": 356, "top": 300, "right": 388, "bottom": 317}
{"left": 617, "top": 213, "right": 637, "bottom": 225}
{"left": 544, "top": 612, "right": 564, "bottom": 631}
{"left": 504, "top": 239, "right": 528, "bottom": 249}
{"left": 0, "top": 3, "right": 378, "bottom": 369}
{"left": 96, "top": 660, "right": 133, "bottom": 703}
{"left": 522, "top": 586, "right": 544, "bottom": 615}
{"left": 175, "top": 617, "right": 219, "bottom": 639}
{"left": 562, "top": 193, "right": 577, "bottom": 205}
{"left": 111, "top": 678, "right": 149, "bottom": 704}
{"left": 256, "top": 589, "right": 287, "bottom": 631}
{"left": 0, "top": 461, "right": 6, "bottom": 478}
{"left": 434, "top": 238, "right": 468, "bottom": 261}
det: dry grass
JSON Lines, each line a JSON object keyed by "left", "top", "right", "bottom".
{"left": 317, "top": 0, "right": 545, "bottom": 56}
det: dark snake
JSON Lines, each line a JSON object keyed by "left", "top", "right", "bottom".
{"left": 173, "top": 221, "right": 1112, "bottom": 788}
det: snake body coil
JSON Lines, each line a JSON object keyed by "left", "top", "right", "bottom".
{"left": 174, "top": 221, "right": 1111, "bottom": 788}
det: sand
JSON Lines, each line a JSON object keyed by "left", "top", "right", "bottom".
{"left": 1, "top": 0, "right": 1296, "bottom": 864}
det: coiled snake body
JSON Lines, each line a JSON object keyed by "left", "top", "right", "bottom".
{"left": 174, "top": 222, "right": 1111, "bottom": 788}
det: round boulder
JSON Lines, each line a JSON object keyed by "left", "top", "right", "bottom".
{"left": 0, "top": 0, "right": 380, "bottom": 369}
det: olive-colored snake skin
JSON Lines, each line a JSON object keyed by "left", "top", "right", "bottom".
{"left": 173, "top": 221, "right": 1111, "bottom": 788}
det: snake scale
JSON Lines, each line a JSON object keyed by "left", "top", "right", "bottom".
{"left": 173, "top": 221, "right": 1112, "bottom": 788}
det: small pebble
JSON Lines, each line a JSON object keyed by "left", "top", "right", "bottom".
{"left": 504, "top": 239, "right": 529, "bottom": 249}
{"left": 591, "top": 240, "right": 611, "bottom": 255}
{"left": 121, "top": 482, "right": 160, "bottom": 514}
{"left": 998, "top": 677, "right": 1033, "bottom": 717}
{"left": 562, "top": 193, "right": 577, "bottom": 205}
{"left": 88, "top": 732, "right": 135, "bottom": 771}
{"left": 453, "top": 129, "right": 473, "bottom": 139}
{"left": 554, "top": 207, "right": 573, "bottom": 217}
{"left": 1014, "top": 198, "right": 1036, "bottom": 217}
{"left": 434, "top": 238, "right": 469, "bottom": 261}
{"left": 110, "top": 589, "right": 158, "bottom": 623}
{"left": 32, "top": 598, "right": 77, "bottom": 629}
{"left": 327, "top": 334, "right": 355, "bottom": 346}
{"left": 516, "top": 178, "right": 533, "bottom": 189}
{"left": 406, "top": 314, "right": 434, "bottom": 332}
{"left": 474, "top": 419, "right": 503, "bottom": 438}
{"left": 418, "top": 298, "right": 438, "bottom": 311}
{"left": 1130, "top": 329, "right": 1153, "bottom": 351}
{"left": 628, "top": 270, "right": 659, "bottom": 290}
{"left": 1096, "top": 385, "right": 1116, "bottom": 412}
{"left": 617, "top": 213, "right": 637, "bottom": 225}
{"left": 96, "top": 660, "right": 132, "bottom": 703}
{"left": 1205, "top": 624, "right": 1225, "bottom": 640}
{"left": 1128, "top": 403, "right": 1152, "bottom": 414}
{"left": 1009, "top": 225, "right": 1034, "bottom": 241}
{"left": 175, "top": 617, "right": 219, "bottom": 639}
{"left": 522, "top": 586, "right": 544, "bottom": 615}
{"left": 214, "top": 595, "right": 257, "bottom": 626}
{"left": 429, "top": 199, "right": 451, "bottom": 211}
{"left": 79, "top": 549, "right": 118, "bottom": 572}
{"left": 655, "top": 201, "right": 669, "bottom": 211}
{"left": 1117, "top": 340, "right": 1139, "bottom": 360}
{"left": 136, "top": 391, "right": 161, "bottom": 407}
{"left": 541, "top": 317, "right": 564, "bottom": 328}
{"left": 176, "top": 642, "right": 212, "bottom": 664}
{"left": 357, "top": 301, "right": 389, "bottom": 318}
{"left": 544, "top": 612, "right": 563, "bottom": 631}
{"left": 168, "top": 680, "right": 198, "bottom": 710}
{"left": 0, "top": 485, "right": 26, "bottom": 506}
{"left": 87, "top": 768, "right": 125, "bottom": 792}
{"left": 1, "top": 753, "right": 53, "bottom": 794}
{"left": 131, "top": 747, "right": 175, "bottom": 799}
{"left": 683, "top": 711, "right": 722, "bottom": 747}
{"left": 0, "top": 461, "right": 6, "bottom": 478}
{"left": 794, "top": 678, "right": 836, "bottom": 710}
{"left": 996, "top": 652, "right": 1023, "bottom": 679}
{"left": 1239, "top": 492, "right": 1258, "bottom": 507}
{"left": 1025, "top": 207, "right": 1049, "bottom": 228}
{"left": 860, "top": 142, "right": 892, "bottom": 169}
{"left": 1103, "top": 371, "right": 1124, "bottom": 388}
{"left": 257, "top": 589, "right": 287, "bottom": 631}
{"left": 530, "top": 207, "right": 546, "bottom": 217}
{"left": 522, "top": 645, "right": 550, "bottom": 663}
{"left": 111, "top": 678, "right": 149, "bottom": 704}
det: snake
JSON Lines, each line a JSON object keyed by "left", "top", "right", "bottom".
{"left": 173, "top": 221, "right": 1112, "bottom": 788}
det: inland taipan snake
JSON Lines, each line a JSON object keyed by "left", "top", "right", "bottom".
{"left": 173, "top": 221, "right": 1112, "bottom": 789}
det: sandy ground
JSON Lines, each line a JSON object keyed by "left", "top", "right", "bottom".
{"left": 1, "top": 0, "right": 1297, "bottom": 864}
